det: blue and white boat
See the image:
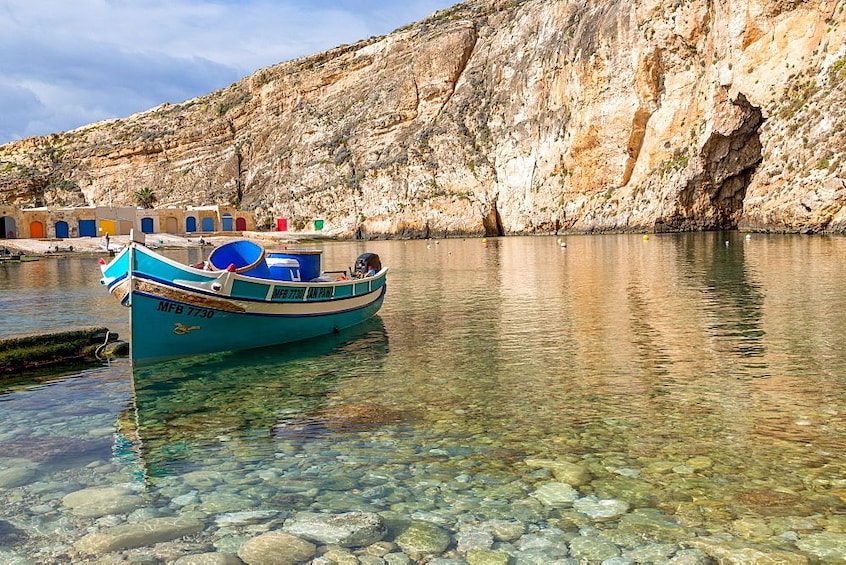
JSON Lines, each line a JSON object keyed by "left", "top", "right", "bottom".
{"left": 99, "top": 236, "right": 387, "bottom": 365}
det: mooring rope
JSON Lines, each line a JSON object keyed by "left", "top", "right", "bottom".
{"left": 94, "top": 330, "right": 112, "bottom": 361}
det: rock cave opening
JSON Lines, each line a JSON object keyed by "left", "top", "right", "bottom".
{"left": 659, "top": 92, "right": 764, "bottom": 232}
{"left": 482, "top": 199, "right": 504, "bottom": 237}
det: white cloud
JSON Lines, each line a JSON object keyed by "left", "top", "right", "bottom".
{"left": 0, "top": 0, "right": 457, "bottom": 144}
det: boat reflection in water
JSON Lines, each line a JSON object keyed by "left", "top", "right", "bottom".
{"left": 115, "top": 317, "right": 388, "bottom": 482}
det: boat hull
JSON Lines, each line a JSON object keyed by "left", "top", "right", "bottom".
{"left": 129, "top": 284, "right": 386, "bottom": 364}
{"left": 100, "top": 243, "right": 388, "bottom": 365}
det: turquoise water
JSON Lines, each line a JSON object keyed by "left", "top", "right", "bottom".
{"left": 1, "top": 232, "right": 845, "bottom": 562}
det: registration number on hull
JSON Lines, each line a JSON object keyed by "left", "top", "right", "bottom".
{"left": 157, "top": 301, "right": 215, "bottom": 319}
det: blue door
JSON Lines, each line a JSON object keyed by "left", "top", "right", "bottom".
{"left": 202, "top": 217, "right": 215, "bottom": 232}
{"left": 222, "top": 213, "right": 233, "bottom": 231}
{"left": 55, "top": 221, "right": 69, "bottom": 238}
{"left": 78, "top": 219, "right": 97, "bottom": 237}
{"left": 186, "top": 216, "right": 197, "bottom": 233}
{"left": 141, "top": 217, "right": 154, "bottom": 234}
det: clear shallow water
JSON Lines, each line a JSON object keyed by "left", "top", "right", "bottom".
{"left": 1, "top": 232, "right": 845, "bottom": 562}
{"left": 0, "top": 255, "right": 129, "bottom": 338}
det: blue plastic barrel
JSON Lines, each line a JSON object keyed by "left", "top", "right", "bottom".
{"left": 208, "top": 240, "right": 269, "bottom": 277}
{"left": 266, "top": 250, "right": 322, "bottom": 281}
{"left": 267, "top": 257, "right": 301, "bottom": 281}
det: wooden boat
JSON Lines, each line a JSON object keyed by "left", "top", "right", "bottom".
{"left": 99, "top": 236, "right": 387, "bottom": 365}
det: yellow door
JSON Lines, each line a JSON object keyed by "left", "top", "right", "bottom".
{"left": 100, "top": 219, "right": 117, "bottom": 236}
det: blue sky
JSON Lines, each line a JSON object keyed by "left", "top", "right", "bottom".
{"left": 0, "top": 0, "right": 458, "bottom": 145}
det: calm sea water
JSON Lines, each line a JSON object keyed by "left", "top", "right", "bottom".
{"left": 1, "top": 232, "right": 845, "bottom": 562}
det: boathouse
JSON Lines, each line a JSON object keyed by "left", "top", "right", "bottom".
{"left": 0, "top": 205, "right": 255, "bottom": 240}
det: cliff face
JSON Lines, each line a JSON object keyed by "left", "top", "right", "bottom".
{"left": 1, "top": 0, "right": 845, "bottom": 237}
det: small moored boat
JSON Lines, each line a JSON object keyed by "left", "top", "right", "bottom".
{"left": 99, "top": 236, "right": 387, "bottom": 365}
{"left": 0, "top": 247, "right": 38, "bottom": 263}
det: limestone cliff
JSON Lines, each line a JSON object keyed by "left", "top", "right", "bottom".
{"left": 1, "top": 0, "right": 845, "bottom": 237}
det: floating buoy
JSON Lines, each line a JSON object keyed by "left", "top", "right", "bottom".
{"left": 642, "top": 235, "right": 649, "bottom": 241}
{"left": 745, "top": 234, "right": 752, "bottom": 240}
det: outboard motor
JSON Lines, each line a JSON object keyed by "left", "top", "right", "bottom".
{"left": 353, "top": 253, "right": 381, "bottom": 277}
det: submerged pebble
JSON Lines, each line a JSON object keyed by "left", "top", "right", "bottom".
{"left": 0, "top": 430, "right": 838, "bottom": 564}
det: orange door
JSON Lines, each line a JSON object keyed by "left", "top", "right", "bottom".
{"left": 29, "top": 221, "right": 45, "bottom": 238}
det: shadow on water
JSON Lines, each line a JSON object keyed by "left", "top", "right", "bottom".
{"left": 117, "top": 317, "right": 389, "bottom": 481}
{"left": 0, "top": 360, "right": 105, "bottom": 395}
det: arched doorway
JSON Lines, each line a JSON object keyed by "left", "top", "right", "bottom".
{"left": 201, "top": 217, "right": 215, "bottom": 232}
{"left": 55, "top": 221, "right": 70, "bottom": 238}
{"left": 29, "top": 221, "right": 45, "bottom": 238}
{"left": 221, "top": 213, "right": 234, "bottom": 231}
{"left": 185, "top": 216, "right": 197, "bottom": 233}
{"left": 141, "top": 217, "right": 155, "bottom": 234}
{"left": 165, "top": 216, "right": 178, "bottom": 234}
{"left": 0, "top": 216, "right": 16, "bottom": 238}
{"left": 236, "top": 217, "right": 247, "bottom": 231}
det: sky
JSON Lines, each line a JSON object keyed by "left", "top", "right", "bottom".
{"left": 0, "top": 0, "right": 459, "bottom": 145}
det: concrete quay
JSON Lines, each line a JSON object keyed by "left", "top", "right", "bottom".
{"left": 0, "top": 327, "right": 127, "bottom": 376}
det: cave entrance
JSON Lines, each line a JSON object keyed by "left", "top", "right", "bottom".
{"left": 658, "top": 91, "right": 764, "bottom": 232}
{"left": 482, "top": 200, "right": 504, "bottom": 237}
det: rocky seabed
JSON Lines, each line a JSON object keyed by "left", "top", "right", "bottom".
{"left": 2, "top": 437, "right": 846, "bottom": 565}
{"left": 2, "top": 367, "right": 846, "bottom": 564}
